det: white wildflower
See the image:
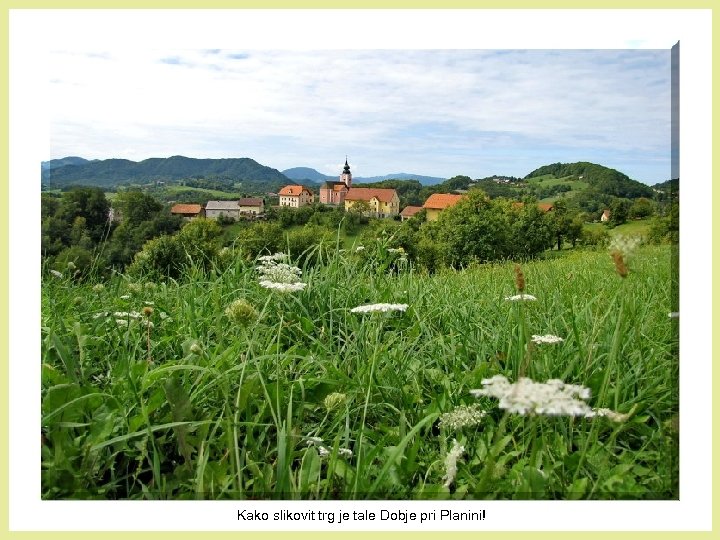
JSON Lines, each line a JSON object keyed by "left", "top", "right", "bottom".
{"left": 66, "top": 261, "right": 77, "bottom": 271}
{"left": 531, "top": 334, "right": 564, "bottom": 344}
{"left": 470, "top": 375, "right": 594, "bottom": 417}
{"left": 350, "top": 303, "right": 409, "bottom": 314}
{"left": 323, "top": 392, "right": 347, "bottom": 411}
{"left": 116, "top": 319, "right": 129, "bottom": 327}
{"left": 92, "top": 283, "right": 105, "bottom": 292}
{"left": 668, "top": 312, "right": 679, "bottom": 318}
{"left": 50, "top": 270, "right": 63, "bottom": 278}
{"left": 443, "top": 439, "right": 465, "bottom": 488}
{"left": 439, "top": 404, "right": 487, "bottom": 431}
{"left": 505, "top": 294, "right": 537, "bottom": 302}
{"left": 305, "top": 436, "right": 323, "bottom": 447}
{"left": 317, "top": 446, "right": 330, "bottom": 457}
{"left": 159, "top": 311, "right": 169, "bottom": 320}
{"left": 189, "top": 343, "right": 203, "bottom": 355}
{"left": 144, "top": 301, "right": 155, "bottom": 306}
{"left": 355, "top": 246, "right": 365, "bottom": 252}
{"left": 120, "top": 294, "right": 130, "bottom": 300}
{"left": 338, "top": 448, "right": 353, "bottom": 458}
{"left": 92, "top": 311, "right": 109, "bottom": 319}
{"left": 387, "top": 247, "right": 405, "bottom": 254}
{"left": 127, "top": 283, "right": 143, "bottom": 294}
{"left": 258, "top": 253, "right": 287, "bottom": 262}
{"left": 113, "top": 311, "right": 142, "bottom": 319}
{"left": 259, "top": 280, "right": 306, "bottom": 293}
{"left": 594, "top": 405, "right": 636, "bottom": 423}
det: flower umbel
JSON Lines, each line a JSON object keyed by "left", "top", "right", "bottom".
{"left": 531, "top": 334, "right": 564, "bottom": 345}
{"left": 470, "top": 375, "right": 593, "bottom": 417}
{"left": 439, "top": 404, "right": 487, "bottom": 431}
{"left": 442, "top": 439, "right": 465, "bottom": 488}
{"left": 224, "top": 299, "right": 258, "bottom": 326}
{"left": 505, "top": 294, "right": 537, "bottom": 302}
{"left": 256, "top": 257, "right": 306, "bottom": 293}
{"left": 350, "top": 303, "right": 409, "bottom": 314}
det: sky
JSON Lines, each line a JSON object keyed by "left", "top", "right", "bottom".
{"left": 48, "top": 48, "right": 672, "bottom": 184}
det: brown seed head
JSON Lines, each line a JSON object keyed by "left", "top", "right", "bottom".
{"left": 611, "top": 251, "right": 628, "bottom": 278}
{"left": 142, "top": 306, "right": 154, "bottom": 317}
{"left": 513, "top": 264, "right": 525, "bottom": 292}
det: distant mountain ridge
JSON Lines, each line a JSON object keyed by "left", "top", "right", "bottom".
{"left": 283, "top": 167, "right": 445, "bottom": 186}
{"left": 41, "top": 156, "right": 93, "bottom": 171}
{"left": 42, "top": 155, "right": 289, "bottom": 188}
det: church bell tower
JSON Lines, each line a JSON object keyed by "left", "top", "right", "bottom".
{"left": 340, "top": 157, "right": 352, "bottom": 188}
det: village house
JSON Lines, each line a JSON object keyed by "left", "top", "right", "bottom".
{"left": 344, "top": 187, "right": 400, "bottom": 218}
{"left": 205, "top": 201, "right": 242, "bottom": 220}
{"left": 400, "top": 205, "right": 423, "bottom": 222}
{"left": 278, "top": 185, "right": 315, "bottom": 208}
{"left": 320, "top": 158, "right": 352, "bottom": 205}
{"left": 170, "top": 203, "right": 205, "bottom": 220}
{"left": 238, "top": 198, "right": 265, "bottom": 215}
{"left": 601, "top": 209, "right": 611, "bottom": 222}
{"left": 422, "top": 193, "right": 465, "bottom": 221}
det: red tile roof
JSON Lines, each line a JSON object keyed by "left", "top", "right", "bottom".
{"left": 513, "top": 201, "right": 554, "bottom": 212}
{"left": 345, "top": 187, "right": 398, "bottom": 203}
{"left": 171, "top": 203, "right": 203, "bottom": 214}
{"left": 278, "top": 185, "right": 310, "bottom": 196}
{"left": 400, "top": 205, "right": 423, "bottom": 217}
{"left": 423, "top": 193, "right": 464, "bottom": 210}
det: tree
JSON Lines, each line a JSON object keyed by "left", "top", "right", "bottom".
{"left": 609, "top": 198, "right": 631, "bottom": 226}
{"left": 549, "top": 199, "right": 572, "bottom": 250}
{"left": 113, "top": 190, "right": 162, "bottom": 225}
{"left": 629, "top": 197, "right": 655, "bottom": 219}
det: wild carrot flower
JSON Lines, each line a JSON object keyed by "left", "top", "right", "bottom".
{"left": 224, "top": 299, "right": 258, "bottom": 326}
{"left": 505, "top": 294, "right": 537, "bottom": 302}
{"left": 470, "top": 375, "right": 594, "bottom": 417}
{"left": 323, "top": 392, "right": 347, "bottom": 412}
{"left": 114, "top": 311, "right": 142, "bottom": 319}
{"left": 350, "top": 303, "right": 409, "bottom": 313}
{"left": 317, "top": 446, "right": 330, "bottom": 457}
{"left": 531, "top": 334, "right": 564, "bottom": 344}
{"left": 355, "top": 246, "right": 365, "bottom": 252}
{"left": 92, "top": 283, "right": 105, "bottom": 292}
{"left": 439, "top": 404, "right": 487, "bottom": 431}
{"left": 50, "top": 270, "right": 63, "bottom": 278}
{"left": 144, "top": 282, "right": 157, "bottom": 290}
{"left": 305, "top": 436, "right": 323, "bottom": 447}
{"left": 259, "top": 280, "right": 307, "bottom": 293}
{"left": 338, "top": 448, "right": 353, "bottom": 458}
{"left": 258, "top": 253, "right": 287, "bottom": 262}
{"left": 127, "top": 283, "right": 143, "bottom": 294}
{"left": 442, "top": 439, "right": 465, "bottom": 488}
{"left": 120, "top": 294, "right": 131, "bottom": 300}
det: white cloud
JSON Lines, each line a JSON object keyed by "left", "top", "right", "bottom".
{"left": 48, "top": 48, "right": 670, "bottom": 182}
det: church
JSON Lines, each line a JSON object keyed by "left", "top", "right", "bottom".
{"left": 319, "top": 158, "right": 353, "bottom": 205}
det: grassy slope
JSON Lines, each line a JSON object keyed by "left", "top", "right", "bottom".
{"left": 41, "top": 245, "right": 677, "bottom": 500}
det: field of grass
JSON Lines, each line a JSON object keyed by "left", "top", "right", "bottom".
{"left": 41, "top": 244, "right": 678, "bottom": 500}
{"left": 584, "top": 219, "right": 653, "bottom": 238}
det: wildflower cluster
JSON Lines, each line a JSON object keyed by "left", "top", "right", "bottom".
{"left": 439, "top": 403, "right": 487, "bottom": 431}
{"left": 470, "top": 375, "right": 594, "bottom": 417}
{"left": 224, "top": 298, "right": 258, "bottom": 326}
{"left": 471, "top": 375, "right": 632, "bottom": 421}
{"left": 531, "top": 334, "right": 564, "bottom": 344}
{"left": 442, "top": 439, "right": 465, "bottom": 488}
{"left": 505, "top": 294, "right": 537, "bottom": 302}
{"left": 256, "top": 254, "right": 306, "bottom": 293}
{"left": 350, "top": 303, "right": 409, "bottom": 314}
{"left": 305, "top": 436, "right": 352, "bottom": 459}
{"left": 323, "top": 392, "right": 347, "bottom": 412}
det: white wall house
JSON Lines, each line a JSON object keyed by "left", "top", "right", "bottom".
{"left": 278, "top": 185, "right": 314, "bottom": 208}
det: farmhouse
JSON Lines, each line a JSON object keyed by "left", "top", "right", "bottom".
{"left": 422, "top": 193, "right": 465, "bottom": 221}
{"left": 601, "top": 209, "right": 611, "bottom": 222}
{"left": 278, "top": 185, "right": 314, "bottom": 208}
{"left": 400, "top": 205, "right": 423, "bottom": 221}
{"left": 170, "top": 203, "right": 204, "bottom": 220}
{"left": 320, "top": 158, "right": 352, "bottom": 205}
{"left": 238, "top": 198, "right": 265, "bottom": 215}
{"left": 345, "top": 188, "right": 400, "bottom": 218}
{"left": 205, "top": 199, "right": 265, "bottom": 220}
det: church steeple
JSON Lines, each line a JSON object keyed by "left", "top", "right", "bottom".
{"left": 340, "top": 156, "right": 352, "bottom": 188}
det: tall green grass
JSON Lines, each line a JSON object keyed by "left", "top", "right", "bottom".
{"left": 41, "top": 244, "right": 678, "bottom": 499}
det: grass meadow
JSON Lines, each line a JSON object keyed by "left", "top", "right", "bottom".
{"left": 41, "top": 243, "right": 678, "bottom": 500}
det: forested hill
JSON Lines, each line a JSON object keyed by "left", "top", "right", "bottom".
{"left": 525, "top": 162, "right": 654, "bottom": 199}
{"left": 42, "top": 155, "right": 290, "bottom": 188}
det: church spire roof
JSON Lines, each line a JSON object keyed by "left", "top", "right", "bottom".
{"left": 343, "top": 157, "right": 351, "bottom": 174}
